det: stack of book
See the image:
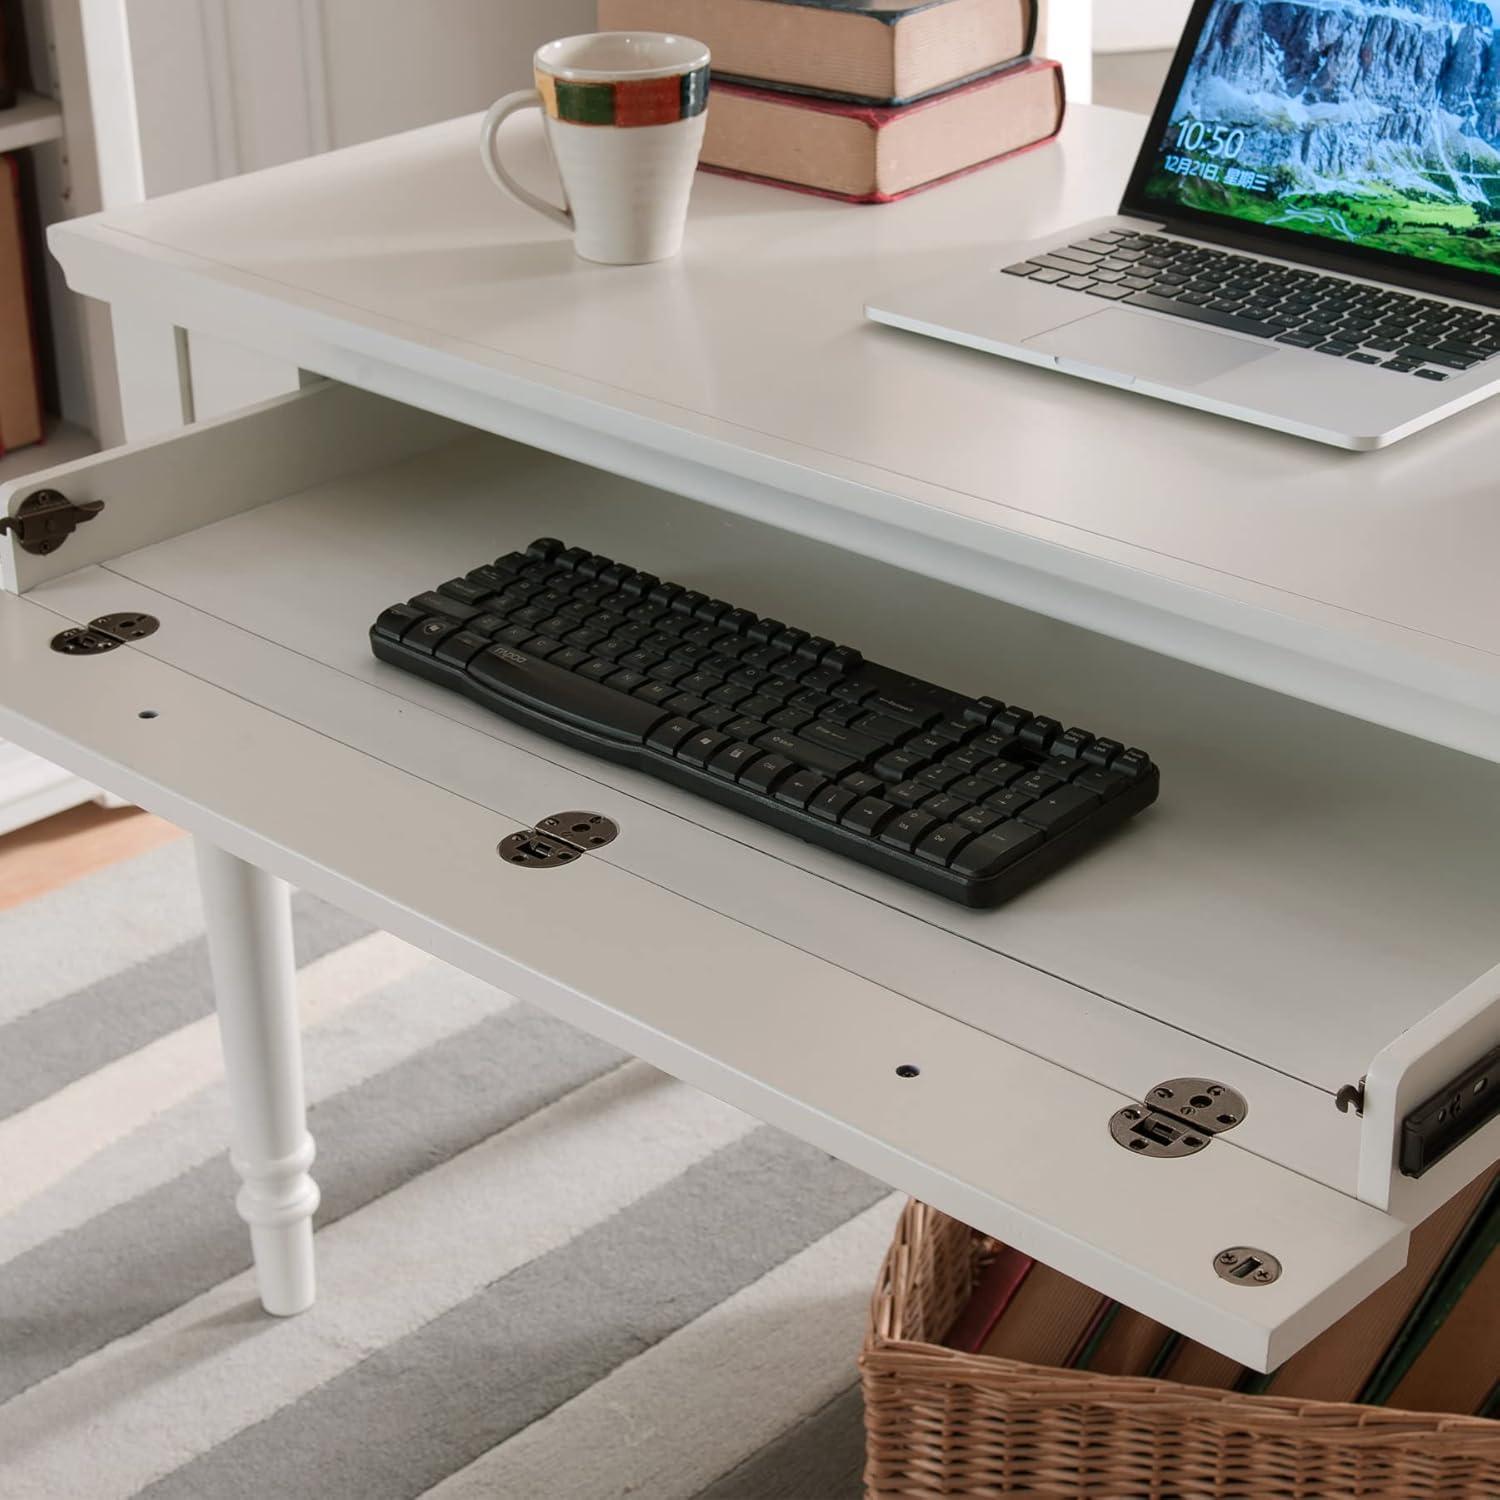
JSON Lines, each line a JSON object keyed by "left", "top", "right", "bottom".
{"left": 947, "top": 1164, "right": 1500, "bottom": 1415}
{"left": 597, "top": 0, "right": 1063, "bottom": 203}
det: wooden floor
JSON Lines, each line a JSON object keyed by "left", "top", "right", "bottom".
{"left": 0, "top": 802, "right": 184, "bottom": 910}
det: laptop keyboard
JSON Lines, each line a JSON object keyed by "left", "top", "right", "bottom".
{"left": 1005, "top": 231, "right": 1500, "bottom": 381}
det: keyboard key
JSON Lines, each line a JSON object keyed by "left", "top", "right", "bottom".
{"left": 802, "top": 720, "right": 885, "bottom": 761}
{"left": 977, "top": 759, "right": 1026, "bottom": 786}
{"left": 705, "top": 740, "right": 763, "bottom": 780}
{"left": 1013, "top": 770, "right": 1063, "bottom": 799}
{"left": 1018, "top": 785, "right": 1101, "bottom": 834}
{"left": 775, "top": 768, "right": 830, "bottom": 809}
{"left": 1004, "top": 261, "right": 1043, "bottom": 277}
{"left": 740, "top": 754, "right": 796, "bottom": 794}
{"left": 1053, "top": 247, "right": 1103, "bottom": 266}
{"left": 648, "top": 716, "right": 699, "bottom": 754}
{"left": 1347, "top": 352, "right": 1383, "bottom": 364}
{"left": 1087, "top": 284, "right": 1132, "bottom": 301}
{"left": 406, "top": 616, "right": 460, "bottom": 653}
{"left": 435, "top": 629, "right": 491, "bottom": 667}
{"left": 921, "top": 794, "right": 969, "bottom": 823}
{"left": 880, "top": 809, "right": 939, "bottom": 853}
{"left": 678, "top": 729, "right": 732, "bottom": 767}
{"left": 1060, "top": 275, "right": 1095, "bottom": 291}
{"left": 915, "top": 822, "right": 978, "bottom": 866}
{"left": 1415, "top": 368, "right": 1451, "bottom": 381}
{"left": 983, "top": 788, "right": 1035, "bottom": 817}
{"left": 887, "top": 779, "right": 932, "bottom": 809}
{"left": 373, "top": 603, "right": 426, "bottom": 642}
{"left": 439, "top": 577, "right": 494, "bottom": 606}
{"left": 411, "top": 590, "right": 481, "bottom": 623}
{"left": 876, "top": 749, "right": 931, "bottom": 781}
{"left": 841, "top": 771, "right": 884, "bottom": 798}
{"left": 946, "top": 775, "right": 995, "bottom": 803}
{"left": 756, "top": 729, "right": 859, "bottom": 777}
{"left": 955, "top": 806, "right": 1004, "bottom": 837}
{"left": 1074, "top": 767, "right": 1128, "bottom": 801}
{"left": 949, "top": 823, "right": 1045, "bottom": 879}
{"left": 810, "top": 785, "right": 858, "bottom": 822}
{"left": 842, "top": 796, "right": 897, "bottom": 836}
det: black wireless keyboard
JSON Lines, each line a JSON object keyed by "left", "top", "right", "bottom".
{"left": 369, "top": 539, "right": 1159, "bottom": 907}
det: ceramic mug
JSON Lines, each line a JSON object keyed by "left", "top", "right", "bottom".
{"left": 480, "top": 32, "right": 710, "bottom": 265}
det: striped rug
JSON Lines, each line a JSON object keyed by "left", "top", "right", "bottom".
{"left": 1, "top": 837, "right": 897, "bottom": 1499}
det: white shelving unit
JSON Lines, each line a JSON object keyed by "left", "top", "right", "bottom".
{"left": 0, "top": 0, "right": 118, "bottom": 832}
{"left": 3, "top": 101, "right": 1496, "bottom": 1372}
{"left": 0, "top": 88, "right": 61, "bottom": 151}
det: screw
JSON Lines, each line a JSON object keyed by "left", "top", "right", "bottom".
{"left": 1254, "top": 1268, "right": 1274, "bottom": 1282}
{"left": 1208, "top": 1086, "right": 1223, "bottom": 1096}
{"left": 1121, "top": 1107, "right": 1140, "bottom": 1120}
{"left": 1154, "top": 1088, "right": 1172, "bottom": 1099}
{"left": 1218, "top": 1251, "right": 1237, "bottom": 1264}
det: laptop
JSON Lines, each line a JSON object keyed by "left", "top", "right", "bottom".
{"left": 865, "top": 0, "right": 1500, "bottom": 450}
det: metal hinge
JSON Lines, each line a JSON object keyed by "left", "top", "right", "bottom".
{"left": 1109, "top": 1077, "right": 1249, "bottom": 1159}
{"left": 0, "top": 490, "right": 105, "bottom": 555}
{"left": 51, "top": 612, "right": 160, "bottom": 655}
{"left": 498, "top": 811, "right": 619, "bottom": 869}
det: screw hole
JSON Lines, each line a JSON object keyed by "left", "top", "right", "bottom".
{"left": 138, "top": 709, "right": 158, "bottom": 720}
{"left": 895, "top": 1064, "right": 920, "bottom": 1079}
{"left": 1185, "top": 1136, "right": 1202, "bottom": 1147}
{"left": 1189, "top": 1094, "right": 1212, "bottom": 1108}
{"left": 1476, "top": 1078, "right": 1489, "bottom": 1095}
{"left": 572, "top": 822, "right": 590, "bottom": 833}
{"left": 590, "top": 836, "right": 606, "bottom": 845}
{"left": 1153, "top": 1087, "right": 1172, "bottom": 1099}
{"left": 1129, "top": 1139, "right": 1147, "bottom": 1150}
{"left": 1217, "top": 1113, "right": 1235, "bottom": 1125}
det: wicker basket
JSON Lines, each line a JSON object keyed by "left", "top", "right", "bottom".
{"left": 859, "top": 1200, "right": 1500, "bottom": 1499}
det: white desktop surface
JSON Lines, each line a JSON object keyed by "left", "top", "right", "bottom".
{"left": 49, "top": 104, "right": 1500, "bottom": 762}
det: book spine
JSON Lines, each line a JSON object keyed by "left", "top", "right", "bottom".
{"left": 698, "top": 116, "right": 1063, "bottom": 206}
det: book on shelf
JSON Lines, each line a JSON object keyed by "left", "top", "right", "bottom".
{"left": 1072, "top": 1303, "right": 1173, "bottom": 1378}
{"left": 0, "top": 152, "right": 43, "bottom": 454}
{"left": 699, "top": 58, "right": 1063, "bottom": 204}
{"left": 1362, "top": 1168, "right": 1500, "bottom": 1412}
{"left": 946, "top": 1246, "right": 1108, "bottom": 1366}
{"left": 597, "top": 0, "right": 1038, "bottom": 106}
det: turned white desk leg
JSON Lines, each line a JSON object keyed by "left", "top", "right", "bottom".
{"left": 195, "top": 839, "right": 319, "bottom": 1315}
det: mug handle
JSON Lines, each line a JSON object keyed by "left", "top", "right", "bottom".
{"left": 479, "top": 90, "right": 574, "bottom": 231}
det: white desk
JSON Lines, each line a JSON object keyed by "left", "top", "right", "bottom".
{"left": 3, "top": 103, "right": 1497, "bottom": 1371}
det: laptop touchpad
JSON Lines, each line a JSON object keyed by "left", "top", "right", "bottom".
{"left": 1023, "top": 307, "right": 1277, "bottom": 387}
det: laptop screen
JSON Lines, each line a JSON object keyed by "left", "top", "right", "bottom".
{"left": 1129, "top": 0, "right": 1500, "bottom": 286}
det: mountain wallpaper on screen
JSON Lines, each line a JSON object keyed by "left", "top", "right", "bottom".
{"left": 1147, "top": 0, "right": 1500, "bottom": 274}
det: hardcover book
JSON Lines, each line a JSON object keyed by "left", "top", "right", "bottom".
{"left": 597, "top": 0, "right": 1038, "bottom": 106}
{"left": 0, "top": 153, "right": 43, "bottom": 453}
{"left": 699, "top": 58, "right": 1064, "bottom": 204}
{"left": 944, "top": 1246, "right": 1107, "bottom": 1367}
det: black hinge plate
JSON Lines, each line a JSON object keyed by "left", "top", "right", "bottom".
{"left": 1400, "top": 1042, "right": 1500, "bottom": 1177}
{"left": 0, "top": 490, "right": 105, "bottom": 555}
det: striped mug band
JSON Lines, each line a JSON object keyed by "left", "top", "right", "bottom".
{"left": 536, "top": 65, "right": 709, "bottom": 127}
